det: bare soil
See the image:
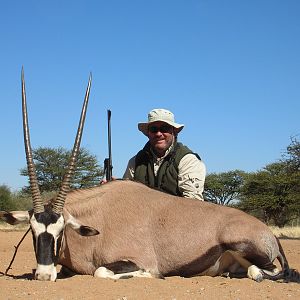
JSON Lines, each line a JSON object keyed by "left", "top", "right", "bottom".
{"left": 0, "top": 230, "right": 299, "bottom": 300}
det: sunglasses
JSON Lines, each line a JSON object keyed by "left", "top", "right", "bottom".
{"left": 148, "top": 125, "right": 173, "bottom": 134}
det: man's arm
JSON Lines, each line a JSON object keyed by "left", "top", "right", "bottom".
{"left": 178, "top": 154, "right": 206, "bottom": 200}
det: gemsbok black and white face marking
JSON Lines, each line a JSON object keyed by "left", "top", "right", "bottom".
{"left": 30, "top": 209, "right": 65, "bottom": 281}
{"left": 0, "top": 207, "right": 99, "bottom": 281}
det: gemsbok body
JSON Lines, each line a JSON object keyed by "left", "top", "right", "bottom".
{"left": 1, "top": 70, "right": 299, "bottom": 283}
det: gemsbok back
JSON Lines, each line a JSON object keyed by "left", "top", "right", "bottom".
{"left": 1, "top": 69, "right": 299, "bottom": 283}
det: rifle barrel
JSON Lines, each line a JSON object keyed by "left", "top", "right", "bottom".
{"left": 106, "top": 109, "right": 112, "bottom": 180}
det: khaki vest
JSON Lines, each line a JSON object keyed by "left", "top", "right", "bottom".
{"left": 134, "top": 142, "right": 200, "bottom": 196}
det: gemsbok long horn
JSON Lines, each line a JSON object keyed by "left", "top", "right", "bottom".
{"left": 52, "top": 74, "right": 92, "bottom": 214}
{"left": 22, "top": 67, "right": 44, "bottom": 214}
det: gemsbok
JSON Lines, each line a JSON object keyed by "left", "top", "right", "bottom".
{"left": 0, "top": 69, "right": 299, "bottom": 283}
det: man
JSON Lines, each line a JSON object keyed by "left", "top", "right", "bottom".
{"left": 123, "top": 108, "right": 206, "bottom": 200}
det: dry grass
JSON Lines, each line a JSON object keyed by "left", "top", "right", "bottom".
{"left": 0, "top": 221, "right": 299, "bottom": 238}
{"left": 270, "top": 226, "right": 300, "bottom": 239}
{"left": 0, "top": 222, "right": 29, "bottom": 232}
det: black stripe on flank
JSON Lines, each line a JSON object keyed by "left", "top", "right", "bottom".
{"left": 102, "top": 261, "right": 140, "bottom": 274}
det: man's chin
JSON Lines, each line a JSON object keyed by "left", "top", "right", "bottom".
{"left": 153, "top": 142, "right": 165, "bottom": 148}
{"left": 153, "top": 145, "right": 167, "bottom": 153}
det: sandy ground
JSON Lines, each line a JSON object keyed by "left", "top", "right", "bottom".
{"left": 0, "top": 230, "right": 299, "bottom": 300}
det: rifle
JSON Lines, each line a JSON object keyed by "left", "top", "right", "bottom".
{"left": 104, "top": 109, "right": 113, "bottom": 181}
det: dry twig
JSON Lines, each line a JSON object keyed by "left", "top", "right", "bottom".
{"left": 0, "top": 227, "right": 31, "bottom": 276}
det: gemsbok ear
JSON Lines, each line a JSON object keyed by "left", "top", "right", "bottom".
{"left": 0, "top": 211, "right": 30, "bottom": 225}
{"left": 76, "top": 225, "right": 100, "bottom": 236}
{"left": 63, "top": 210, "right": 99, "bottom": 236}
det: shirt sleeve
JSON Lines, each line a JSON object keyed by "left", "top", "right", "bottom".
{"left": 177, "top": 154, "right": 206, "bottom": 200}
{"left": 123, "top": 155, "right": 136, "bottom": 180}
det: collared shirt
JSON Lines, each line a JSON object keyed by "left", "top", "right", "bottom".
{"left": 123, "top": 151, "right": 206, "bottom": 201}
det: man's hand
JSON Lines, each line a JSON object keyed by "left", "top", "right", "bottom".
{"left": 100, "top": 177, "right": 117, "bottom": 185}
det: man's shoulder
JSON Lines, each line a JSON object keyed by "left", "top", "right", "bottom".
{"left": 128, "top": 155, "right": 137, "bottom": 164}
{"left": 174, "top": 142, "right": 200, "bottom": 160}
{"left": 180, "top": 153, "right": 202, "bottom": 164}
{"left": 178, "top": 153, "right": 206, "bottom": 175}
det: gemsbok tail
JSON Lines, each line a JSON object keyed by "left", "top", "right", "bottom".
{"left": 262, "top": 237, "right": 300, "bottom": 283}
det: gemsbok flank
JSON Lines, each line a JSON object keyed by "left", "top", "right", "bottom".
{"left": 0, "top": 69, "right": 299, "bottom": 283}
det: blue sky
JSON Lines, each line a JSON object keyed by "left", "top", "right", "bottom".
{"left": 1, "top": 0, "right": 299, "bottom": 191}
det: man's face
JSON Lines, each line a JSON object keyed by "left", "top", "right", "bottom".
{"left": 147, "top": 121, "right": 175, "bottom": 157}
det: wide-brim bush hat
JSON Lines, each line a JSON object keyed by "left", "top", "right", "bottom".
{"left": 138, "top": 108, "right": 184, "bottom": 136}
